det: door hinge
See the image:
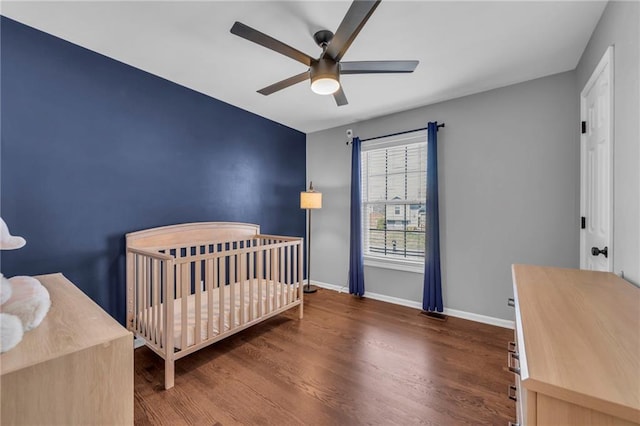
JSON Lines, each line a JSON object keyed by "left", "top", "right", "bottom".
{"left": 581, "top": 121, "right": 587, "bottom": 134}
{"left": 581, "top": 216, "right": 586, "bottom": 229}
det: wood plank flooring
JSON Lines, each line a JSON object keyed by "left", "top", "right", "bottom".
{"left": 134, "top": 289, "right": 515, "bottom": 425}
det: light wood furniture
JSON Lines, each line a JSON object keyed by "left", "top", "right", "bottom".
{"left": 126, "top": 222, "right": 303, "bottom": 389}
{"left": 0, "top": 273, "right": 133, "bottom": 425}
{"left": 510, "top": 265, "right": 640, "bottom": 426}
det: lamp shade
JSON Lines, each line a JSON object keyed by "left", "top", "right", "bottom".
{"left": 300, "top": 191, "right": 322, "bottom": 209}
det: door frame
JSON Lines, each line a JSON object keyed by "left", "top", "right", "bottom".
{"left": 580, "top": 45, "right": 614, "bottom": 270}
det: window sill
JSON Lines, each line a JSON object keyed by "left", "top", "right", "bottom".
{"left": 363, "top": 255, "right": 424, "bottom": 274}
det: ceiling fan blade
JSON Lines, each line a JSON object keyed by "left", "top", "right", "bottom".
{"left": 333, "top": 86, "right": 348, "bottom": 106}
{"left": 257, "top": 71, "right": 310, "bottom": 96}
{"left": 231, "top": 22, "right": 313, "bottom": 67}
{"left": 340, "top": 60, "right": 419, "bottom": 74}
{"left": 323, "top": 0, "right": 381, "bottom": 62}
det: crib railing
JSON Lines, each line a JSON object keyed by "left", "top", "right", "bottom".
{"left": 126, "top": 234, "right": 303, "bottom": 388}
{"left": 126, "top": 247, "right": 174, "bottom": 356}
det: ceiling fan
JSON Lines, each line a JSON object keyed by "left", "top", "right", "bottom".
{"left": 230, "top": 0, "right": 419, "bottom": 106}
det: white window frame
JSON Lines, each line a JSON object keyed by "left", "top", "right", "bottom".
{"left": 361, "top": 130, "right": 427, "bottom": 274}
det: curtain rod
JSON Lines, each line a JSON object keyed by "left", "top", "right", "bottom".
{"left": 346, "top": 122, "right": 445, "bottom": 145}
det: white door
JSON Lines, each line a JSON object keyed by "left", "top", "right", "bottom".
{"left": 580, "top": 46, "right": 613, "bottom": 272}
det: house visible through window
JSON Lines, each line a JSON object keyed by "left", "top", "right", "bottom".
{"left": 361, "top": 130, "right": 427, "bottom": 263}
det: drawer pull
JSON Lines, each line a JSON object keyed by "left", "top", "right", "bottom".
{"left": 508, "top": 341, "right": 517, "bottom": 353}
{"left": 508, "top": 351, "right": 520, "bottom": 375}
{"left": 508, "top": 384, "right": 517, "bottom": 401}
{"left": 507, "top": 297, "right": 515, "bottom": 307}
{"left": 508, "top": 423, "right": 520, "bottom": 426}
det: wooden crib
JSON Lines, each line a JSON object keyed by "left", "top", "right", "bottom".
{"left": 126, "top": 222, "right": 303, "bottom": 389}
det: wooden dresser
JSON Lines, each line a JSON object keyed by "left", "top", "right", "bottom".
{"left": 0, "top": 273, "right": 133, "bottom": 425}
{"left": 510, "top": 265, "right": 640, "bottom": 426}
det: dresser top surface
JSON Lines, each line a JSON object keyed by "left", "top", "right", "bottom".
{"left": 512, "top": 264, "right": 640, "bottom": 422}
{"left": 1, "top": 273, "right": 131, "bottom": 375}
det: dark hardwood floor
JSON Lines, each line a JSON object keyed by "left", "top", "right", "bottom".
{"left": 134, "top": 289, "right": 515, "bottom": 425}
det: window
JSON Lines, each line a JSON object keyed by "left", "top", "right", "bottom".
{"left": 361, "top": 130, "right": 427, "bottom": 267}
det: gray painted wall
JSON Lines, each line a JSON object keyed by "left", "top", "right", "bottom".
{"left": 307, "top": 71, "right": 579, "bottom": 321}
{"left": 576, "top": 0, "right": 640, "bottom": 285}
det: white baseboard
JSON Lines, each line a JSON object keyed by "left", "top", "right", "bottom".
{"left": 134, "top": 337, "right": 145, "bottom": 349}
{"left": 311, "top": 280, "right": 514, "bottom": 329}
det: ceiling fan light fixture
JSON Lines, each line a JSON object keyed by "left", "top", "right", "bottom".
{"left": 310, "top": 59, "right": 340, "bottom": 95}
{"left": 311, "top": 77, "right": 340, "bottom": 95}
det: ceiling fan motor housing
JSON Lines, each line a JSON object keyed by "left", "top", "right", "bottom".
{"left": 310, "top": 59, "right": 340, "bottom": 94}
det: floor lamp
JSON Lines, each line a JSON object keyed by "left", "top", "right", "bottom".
{"left": 300, "top": 182, "right": 322, "bottom": 294}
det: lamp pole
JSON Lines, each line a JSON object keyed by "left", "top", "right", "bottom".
{"left": 305, "top": 207, "right": 317, "bottom": 293}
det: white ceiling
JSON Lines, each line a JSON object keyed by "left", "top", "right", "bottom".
{"left": 2, "top": 1, "right": 606, "bottom": 133}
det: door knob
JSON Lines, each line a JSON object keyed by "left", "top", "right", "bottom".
{"left": 591, "top": 246, "right": 608, "bottom": 258}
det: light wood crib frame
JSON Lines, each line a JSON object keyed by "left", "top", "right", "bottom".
{"left": 126, "top": 222, "right": 303, "bottom": 389}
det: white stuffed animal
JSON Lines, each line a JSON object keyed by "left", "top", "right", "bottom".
{"left": 1, "top": 274, "right": 24, "bottom": 353}
{"left": 4, "top": 275, "right": 51, "bottom": 331}
{"left": 0, "top": 218, "right": 51, "bottom": 353}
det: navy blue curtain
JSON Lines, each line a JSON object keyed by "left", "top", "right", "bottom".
{"left": 422, "top": 122, "right": 443, "bottom": 312}
{"left": 348, "top": 137, "right": 365, "bottom": 296}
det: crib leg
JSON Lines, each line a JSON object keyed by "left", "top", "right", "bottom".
{"left": 298, "top": 300, "right": 304, "bottom": 319}
{"left": 165, "top": 356, "right": 175, "bottom": 390}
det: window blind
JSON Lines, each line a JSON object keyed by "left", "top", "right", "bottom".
{"left": 361, "top": 130, "right": 427, "bottom": 261}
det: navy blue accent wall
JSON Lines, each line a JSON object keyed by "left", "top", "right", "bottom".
{"left": 0, "top": 17, "right": 306, "bottom": 323}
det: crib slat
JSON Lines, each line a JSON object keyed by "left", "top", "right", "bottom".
{"left": 273, "top": 248, "right": 283, "bottom": 308}
{"left": 280, "top": 245, "right": 285, "bottom": 308}
{"left": 274, "top": 246, "right": 279, "bottom": 309}
{"left": 141, "top": 255, "right": 147, "bottom": 338}
{"left": 194, "top": 257, "right": 202, "bottom": 345}
{"left": 257, "top": 240, "right": 263, "bottom": 318}
{"left": 180, "top": 263, "right": 188, "bottom": 349}
{"left": 272, "top": 239, "right": 276, "bottom": 306}
{"left": 291, "top": 245, "right": 295, "bottom": 303}
{"left": 133, "top": 254, "right": 138, "bottom": 334}
{"left": 144, "top": 257, "right": 149, "bottom": 342}
{"left": 152, "top": 258, "right": 160, "bottom": 345}
{"left": 156, "top": 258, "right": 162, "bottom": 345}
{"left": 136, "top": 254, "right": 143, "bottom": 336}
{"left": 265, "top": 247, "right": 271, "bottom": 315}
{"left": 249, "top": 242, "right": 255, "bottom": 321}
{"left": 140, "top": 256, "right": 149, "bottom": 340}
{"left": 288, "top": 244, "right": 291, "bottom": 302}
{"left": 229, "top": 252, "right": 236, "bottom": 329}
{"left": 239, "top": 252, "right": 245, "bottom": 325}
{"left": 272, "top": 247, "right": 278, "bottom": 310}
{"left": 289, "top": 245, "right": 294, "bottom": 303}
{"left": 271, "top": 246, "right": 276, "bottom": 310}
{"left": 219, "top": 253, "right": 225, "bottom": 334}
{"left": 174, "top": 249, "right": 179, "bottom": 299}
{"left": 286, "top": 245, "right": 289, "bottom": 304}
{"left": 284, "top": 246, "right": 288, "bottom": 304}
{"left": 206, "top": 257, "right": 214, "bottom": 339}
{"left": 175, "top": 248, "right": 181, "bottom": 299}
{"left": 141, "top": 256, "right": 146, "bottom": 339}
{"left": 126, "top": 251, "right": 135, "bottom": 331}
{"left": 147, "top": 257, "right": 152, "bottom": 340}
{"left": 148, "top": 258, "right": 153, "bottom": 344}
